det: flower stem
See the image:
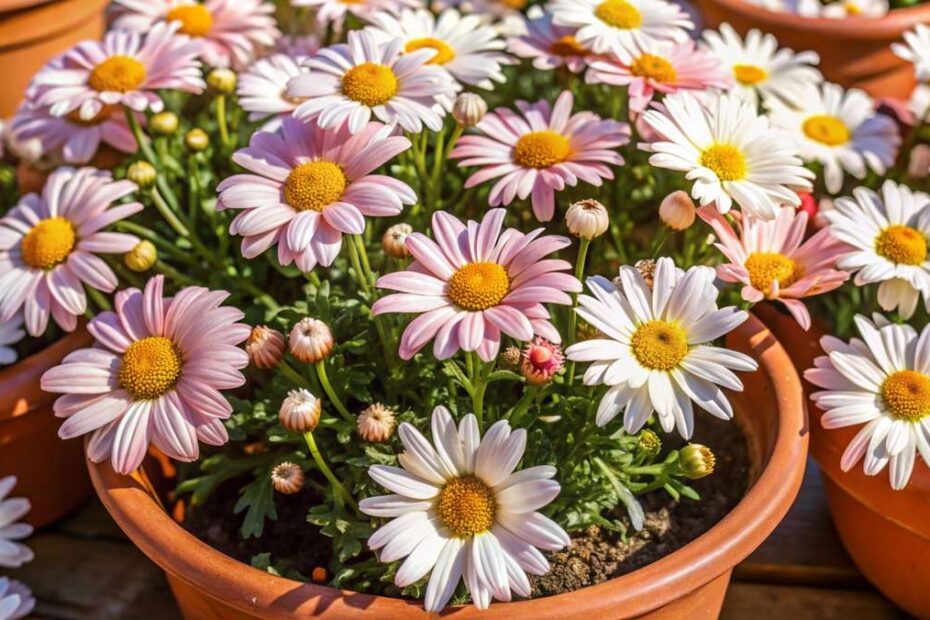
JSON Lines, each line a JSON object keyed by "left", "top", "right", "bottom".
{"left": 467, "top": 352, "right": 491, "bottom": 430}
{"left": 277, "top": 359, "right": 307, "bottom": 388}
{"left": 303, "top": 431, "right": 357, "bottom": 513}
{"left": 150, "top": 187, "right": 190, "bottom": 238}
{"left": 347, "top": 235, "right": 396, "bottom": 369}
{"left": 566, "top": 237, "right": 591, "bottom": 386}
{"left": 216, "top": 95, "right": 230, "bottom": 146}
{"left": 124, "top": 106, "right": 180, "bottom": 212}
{"left": 315, "top": 361, "right": 354, "bottom": 424}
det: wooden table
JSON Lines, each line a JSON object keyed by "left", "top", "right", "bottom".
{"left": 4, "top": 458, "right": 911, "bottom": 619}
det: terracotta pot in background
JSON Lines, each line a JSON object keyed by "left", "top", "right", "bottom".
{"left": 756, "top": 303, "right": 930, "bottom": 619}
{"left": 89, "top": 315, "right": 807, "bottom": 619}
{"left": 0, "top": 0, "right": 108, "bottom": 118}
{"left": 0, "top": 327, "right": 93, "bottom": 528}
{"left": 694, "top": 0, "right": 929, "bottom": 100}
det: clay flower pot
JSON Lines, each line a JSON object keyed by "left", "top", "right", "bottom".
{"left": 0, "top": 0, "right": 108, "bottom": 118}
{"left": 0, "top": 326, "right": 93, "bottom": 528}
{"left": 694, "top": 0, "right": 930, "bottom": 100}
{"left": 755, "top": 303, "right": 930, "bottom": 618}
{"left": 88, "top": 315, "right": 806, "bottom": 619}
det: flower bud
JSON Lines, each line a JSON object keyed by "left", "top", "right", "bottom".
{"left": 634, "top": 258, "right": 656, "bottom": 289}
{"left": 311, "top": 567, "right": 328, "bottom": 583}
{"left": 289, "top": 317, "right": 334, "bottom": 364}
{"left": 658, "top": 190, "right": 695, "bottom": 231}
{"left": 124, "top": 240, "right": 157, "bottom": 272}
{"left": 150, "top": 111, "right": 179, "bottom": 136}
{"left": 279, "top": 388, "right": 322, "bottom": 433}
{"left": 678, "top": 444, "right": 715, "bottom": 480}
{"left": 184, "top": 128, "right": 209, "bottom": 152}
{"left": 500, "top": 345, "right": 522, "bottom": 369}
{"left": 381, "top": 223, "right": 412, "bottom": 259}
{"left": 520, "top": 337, "right": 564, "bottom": 385}
{"left": 565, "top": 199, "right": 609, "bottom": 240}
{"left": 126, "top": 160, "right": 156, "bottom": 189}
{"left": 636, "top": 429, "right": 661, "bottom": 458}
{"left": 270, "top": 462, "right": 304, "bottom": 494}
{"left": 246, "top": 325, "right": 285, "bottom": 369}
{"left": 908, "top": 144, "right": 930, "bottom": 179}
{"left": 207, "top": 68, "right": 237, "bottom": 95}
{"left": 452, "top": 93, "right": 487, "bottom": 128}
{"left": 357, "top": 403, "right": 396, "bottom": 443}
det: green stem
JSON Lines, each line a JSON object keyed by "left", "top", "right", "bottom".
{"left": 155, "top": 260, "right": 197, "bottom": 286}
{"left": 506, "top": 385, "right": 538, "bottom": 426}
{"left": 150, "top": 187, "right": 190, "bottom": 238}
{"left": 124, "top": 107, "right": 179, "bottom": 212}
{"left": 114, "top": 221, "right": 195, "bottom": 265}
{"left": 468, "top": 352, "right": 491, "bottom": 430}
{"left": 216, "top": 95, "right": 230, "bottom": 146}
{"left": 347, "top": 235, "right": 395, "bottom": 368}
{"left": 87, "top": 287, "right": 112, "bottom": 312}
{"left": 566, "top": 237, "right": 591, "bottom": 385}
{"left": 303, "top": 431, "right": 357, "bottom": 513}
{"left": 277, "top": 360, "right": 307, "bottom": 387}
{"left": 315, "top": 361, "right": 354, "bottom": 424}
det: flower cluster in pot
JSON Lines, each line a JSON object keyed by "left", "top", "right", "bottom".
{"left": 0, "top": 0, "right": 925, "bottom": 611}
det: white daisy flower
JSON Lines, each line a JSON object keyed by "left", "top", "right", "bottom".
{"left": 701, "top": 23, "right": 822, "bottom": 109}
{"left": 805, "top": 315, "right": 930, "bottom": 490}
{"left": 820, "top": 0, "right": 888, "bottom": 18}
{"left": 0, "top": 314, "right": 25, "bottom": 366}
{"left": 768, "top": 83, "right": 900, "bottom": 194}
{"left": 293, "top": 0, "right": 420, "bottom": 30}
{"left": 824, "top": 181, "right": 930, "bottom": 319}
{"left": 547, "top": 0, "right": 693, "bottom": 61}
{"left": 360, "top": 405, "right": 569, "bottom": 612}
{"left": 287, "top": 30, "right": 458, "bottom": 134}
{"left": 0, "top": 578, "right": 34, "bottom": 620}
{"left": 565, "top": 258, "right": 757, "bottom": 438}
{"left": 236, "top": 53, "right": 308, "bottom": 131}
{"left": 640, "top": 91, "right": 814, "bottom": 220}
{"left": 908, "top": 83, "right": 930, "bottom": 123}
{"left": 0, "top": 476, "right": 33, "bottom": 569}
{"left": 893, "top": 24, "right": 930, "bottom": 83}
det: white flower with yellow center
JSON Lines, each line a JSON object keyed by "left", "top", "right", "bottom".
{"left": 806, "top": 315, "right": 930, "bottom": 490}
{"left": 820, "top": 0, "right": 888, "bottom": 18}
{"left": 894, "top": 24, "right": 930, "bottom": 83}
{"left": 768, "top": 82, "right": 900, "bottom": 195}
{"left": 824, "top": 181, "right": 930, "bottom": 319}
{"left": 360, "top": 405, "right": 569, "bottom": 612}
{"left": 566, "top": 258, "right": 757, "bottom": 437}
{"left": 640, "top": 91, "right": 814, "bottom": 220}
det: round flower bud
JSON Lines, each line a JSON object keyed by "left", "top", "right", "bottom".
{"left": 311, "top": 567, "right": 328, "bottom": 584}
{"left": 678, "top": 444, "right": 716, "bottom": 480}
{"left": 357, "top": 403, "right": 396, "bottom": 443}
{"left": 382, "top": 223, "right": 412, "bottom": 259}
{"left": 658, "top": 190, "right": 696, "bottom": 231}
{"left": 500, "top": 346, "right": 522, "bottom": 369}
{"left": 126, "top": 160, "right": 156, "bottom": 189}
{"left": 279, "top": 388, "right": 322, "bottom": 433}
{"left": 452, "top": 93, "right": 488, "bottom": 128}
{"left": 124, "top": 240, "right": 157, "bottom": 272}
{"left": 566, "top": 199, "right": 609, "bottom": 240}
{"left": 246, "top": 325, "right": 285, "bottom": 370}
{"left": 206, "top": 68, "right": 237, "bottom": 95}
{"left": 634, "top": 258, "right": 656, "bottom": 289}
{"left": 520, "top": 337, "right": 564, "bottom": 385}
{"left": 270, "top": 462, "right": 304, "bottom": 494}
{"left": 289, "top": 318, "right": 334, "bottom": 364}
{"left": 636, "top": 429, "right": 662, "bottom": 459}
{"left": 184, "top": 128, "right": 209, "bottom": 152}
{"left": 150, "top": 111, "right": 179, "bottom": 136}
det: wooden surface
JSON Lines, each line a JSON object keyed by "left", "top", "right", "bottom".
{"left": 2, "top": 458, "right": 912, "bottom": 619}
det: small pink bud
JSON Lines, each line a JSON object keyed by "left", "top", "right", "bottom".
{"left": 357, "top": 403, "right": 396, "bottom": 443}
{"left": 246, "top": 325, "right": 285, "bottom": 369}
{"left": 659, "top": 191, "right": 696, "bottom": 231}
{"left": 520, "top": 337, "right": 564, "bottom": 385}
{"left": 279, "top": 389, "right": 321, "bottom": 433}
{"left": 289, "top": 318, "right": 334, "bottom": 364}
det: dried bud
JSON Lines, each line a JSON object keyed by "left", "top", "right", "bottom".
{"left": 184, "top": 128, "right": 209, "bottom": 152}
{"left": 279, "top": 389, "right": 322, "bottom": 433}
{"left": 500, "top": 346, "right": 522, "bottom": 369}
{"left": 520, "top": 337, "right": 564, "bottom": 385}
{"left": 658, "top": 190, "right": 696, "bottom": 231}
{"left": 246, "top": 325, "right": 285, "bottom": 369}
{"left": 566, "top": 199, "right": 609, "bottom": 240}
{"left": 678, "top": 444, "right": 715, "bottom": 480}
{"left": 637, "top": 429, "right": 661, "bottom": 458}
{"left": 126, "top": 161, "right": 156, "bottom": 189}
{"left": 357, "top": 403, "right": 396, "bottom": 443}
{"left": 289, "top": 318, "right": 334, "bottom": 364}
{"left": 124, "top": 240, "right": 157, "bottom": 272}
{"left": 381, "top": 223, "right": 412, "bottom": 259}
{"left": 270, "top": 462, "right": 304, "bottom": 494}
{"left": 634, "top": 259, "right": 656, "bottom": 289}
{"left": 207, "top": 68, "right": 237, "bottom": 95}
{"left": 311, "top": 567, "right": 328, "bottom": 583}
{"left": 150, "top": 111, "right": 179, "bottom": 136}
{"left": 576, "top": 320, "right": 600, "bottom": 341}
{"left": 452, "top": 93, "right": 487, "bottom": 128}
{"left": 908, "top": 144, "right": 930, "bottom": 179}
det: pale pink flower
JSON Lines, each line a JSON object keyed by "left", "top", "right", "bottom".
{"left": 372, "top": 209, "right": 581, "bottom": 362}
{"left": 0, "top": 168, "right": 142, "bottom": 336}
{"left": 217, "top": 117, "right": 414, "bottom": 272}
{"left": 236, "top": 53, "right": 307, "bottom": 131}
{"left": 292, "top": 0, "right": 419, "bottom": 30}
{"left": 41, "top": 275, "right": 250, "bottom": 475}
{"left": 698, "top": 205, "right": 850, "bottom": 330}
{"left": 450, "top": 90, "right": 629, "bottom": 221}
{"left": 10, "top": 103, "right": 137, "bottom": 165}
{"left": 507, "top": 12, "right": 589, "bottom": 74}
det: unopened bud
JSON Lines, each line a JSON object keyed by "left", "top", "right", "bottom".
{"left": 678, "top": 444, "right": 715, "bottom": 480}
{"left": 311, "top": 566, "right": 328, "bottom": 583}
{"left": 150, "top": 111, "right": 179, "bottom": 136}
{"left": 520, "top": 337, "right": 564, "bottom": 385}
{"left": 126, "top": 160, "right": 156, "bottom": 188}
{"left": 207, "top": 68, "right": 237, "bottom": 95}
{"left": 124, "top": 240, "right": 157, "bottom": 272}
{"left": 634, "top": 259, "right": 656, "bottom": 289}
{"left": 382, "top": 223, "right": 412, "bottom": 259}
{"left": 566, "top": 199, "right": 609, "bottom": 240}
{"left": 184, "top": 128, "right": 209, "bottom": 152}
{"left": 452, "top": 93, "right": 487, "bottom": 128}
{"left": 357, "top": 403, "right": 396, "bottom": 443}
{"left": 289, "top": 317, "right": 334, "bottom": 364}
{"left": 270, "top": 462, "right": 304, "bottom": 494}
{"left": 246, "top": 325, "right": 285, "bottom": 369}
{"left": 279, "top": 388, "right": 322, "bottom": 433}
{"left": 637, "top": 429, "right": 661, "bottom": 458}
{"left": 659, "top": 190, "right": 695, "bottom": 231}
{"left": 500, "top": 346, "right": 522, "bottom": 369}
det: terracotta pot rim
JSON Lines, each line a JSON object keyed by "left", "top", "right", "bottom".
{"left": 88, "top": 314, "right": 807, "bottom": 617}
{"left": 0, "top": 0, "right": 109, "bottom": 50}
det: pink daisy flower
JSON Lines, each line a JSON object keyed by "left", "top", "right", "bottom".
{"left": 698, "top": 205, "right": 850, "bottom": 330}
{"left": 217, "top": 117, "right": 415, "bottom": 272}
{"left": 10, "top": 103, "right": 137, "bottom": 165}
{"left": 507, "top": 12, "right": 590, "bottom": 74}
{"left": 292, "top": 0, "right": 419, "bottom": 30}
{"left": 585, "top": 40, "right": 730, "bottom": 114}
{"left": 0, "top": 167, "right": 142, "bottom": 336}
{"left": 111, "top": 0, "right": 279, "bottom": 69}
{"left": 41, "top": 275, "right": 249, "bottom": 475}
{"left": 236, "top": 53, "right": 307, "bottom": 131}
{"left": 449, "top": 91, "right": 630, "bottom": 222}
{"left": 372, "top": 209, "right": 581, "bottom": 362}
{"left": 30, "top": 22, "right": 205, "bottom": 121}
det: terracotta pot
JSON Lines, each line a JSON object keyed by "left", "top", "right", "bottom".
{"left": 694, "top": 0, "right": 929, "bottom": 100}
{"left": 0, "top": 326, "right": 93, "bottom": 528}
{"left": 89, "top": 314, "right": 807, "bottom": 619}
{"left": 0, "top": 0, "right": 108, "bottom": 118}
{"left": 755, "top": 303, "right": 930, "bottom": 618}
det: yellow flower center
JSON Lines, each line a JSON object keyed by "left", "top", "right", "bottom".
{"left": 594, "top": 0, "right": 643, "bottom": 29}
{"left": 630, "top": 53, "right": 677, "bottom": 83}
{"left": 446, "top": 262, "right": 510, "bottom": 311}
{"left": 405, "top": 37, "right": 456, "bottom": 65}
{"left": 435, "top": 475, "right": 496, "bottom": 538}
{"left": 744, "top": 252, "right": 801, "bottom": 295}
{"left": 699, "top": 143, "right": 748, "bottom": 182}
{"left": 88, "top": 55, "right": 147, "bottom": 93}
{"left": 549, "top": 35, "right": 587, "bottom": 57}
{"left": 881, "top": 370, "right": 930, "bottom": 422}
{"left": 631, "top": 320, "right": 689, "bottom": 371}
{"left": 513, "top": 130, "right": 572, "bottom": 169}
{"left": 165, "top": 4, "right": 213, "bottom": 37}
{"left": 500, "top": 0, "right": 528, "bottom": 8}
{"left": 283, "top": 161, "right": 348, "bottom": 212}
{"left": 341, "top": 62, "right": 398, "bottom": 106}
{"left": 21, "top": 217, "right": 76, "bottom": 270}
{"left": 732, "top": 64, "right": 768, "bottom": 85}
{"left": 845, "top": 1, "right": 862, "bottom": 14}
{"left": 875, "top": 225, "right": 928, "bottom": 266}
{"left": 118, "top": 336, "right": 183, "bottom": 400}
{"left": 802, "top": 114, "right": 850, "bottom": 147}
